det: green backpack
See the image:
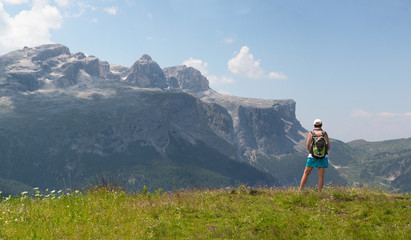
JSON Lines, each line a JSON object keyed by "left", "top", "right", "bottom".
{"left": 310, "top": 131, "right": 328, "bottom": 159}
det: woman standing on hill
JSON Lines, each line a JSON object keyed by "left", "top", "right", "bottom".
{"left": 299, "top": 119, "right": 330, "bottom": 193}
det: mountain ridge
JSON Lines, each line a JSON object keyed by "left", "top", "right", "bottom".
{"left": 0, "top": 44, "right": 290, "bottom": 193}
{"left": 0, "top": 44, "right": 409, "bottom": 193}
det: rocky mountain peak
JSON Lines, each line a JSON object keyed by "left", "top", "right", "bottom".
{"left": 163, "top": 65, "right": 210, "bottom": 92}
{"left": 138, "top": 54, "right": 153, "bottom": 63}
{"left": 30, "top": 44, "right": 71, "bottom": 61}
{"left": 0, "top": 44, "right": 69, "bottom": 71}
{"left": 0, "top": 44, "right": 105, "bottom": 91}
{"left": 125, "top": 54, "right": 167, "bottom": 89}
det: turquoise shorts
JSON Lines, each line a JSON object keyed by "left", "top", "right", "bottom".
{"left": 306, "top": 156, "right": 328, "bottom": 168}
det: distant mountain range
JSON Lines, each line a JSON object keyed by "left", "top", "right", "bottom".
{"left": 0, "top": 44, "right": 409, "bottom": 195}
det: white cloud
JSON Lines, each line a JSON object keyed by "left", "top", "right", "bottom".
{"left": 269, "top": 71, "right": 288, "bottom": 80}
{"left": 1, "top": 0, "right": 29, "bottom": 4}
{"left": 223, "top": 35, "right": 236, "bottom": 44}
{"left": 376, "top": 112, "right": 411, "bottom": 118}
{"left": 0, "top": 1, "right": 63, "bottom": 54}
{"left": 147, "top": 12, "right": 152, "bottom": 19}
{"left": 104, "top": 6, "right": 117, "bottom": 15}
{"left": 207, "top": 75, "right": 235, "bottom": 86}
{"left": 70, "top": 2, "right": 95, "bottom": 18}
{"left": 228, "top": 46, "right": 287, "bottom": 80}
{"left": 182, "top": 57, "right": 235, "bottom": 86}
{"left": 182, "top": 57, "right": 208, "bottom": 75}
{"left": 54, "top": 0, "right": 69, "bottom": 8}
{"left": 228, "top": 46, "right": 264, "bottom": 79}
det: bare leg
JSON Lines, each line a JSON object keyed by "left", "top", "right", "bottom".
{"left": 318, "top": 167, "right": 325, "bottom": 193}
{"left": 299, "top": 166, "right": 313, "bottom": 191}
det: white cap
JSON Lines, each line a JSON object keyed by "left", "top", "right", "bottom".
{"left": 313, "top": 119, "right": 322, "bottom": 125}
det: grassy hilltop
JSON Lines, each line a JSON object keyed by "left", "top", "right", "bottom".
{"left": 0, "top": 186, "right": 409, "bottom": 239}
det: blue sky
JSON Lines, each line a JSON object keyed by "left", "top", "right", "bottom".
{"left": 0, "top": 0, "right": 410, "bottom": 142}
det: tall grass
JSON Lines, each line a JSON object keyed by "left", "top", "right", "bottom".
{"left": 0, "top": 186, "right": 409, "bottom": 239}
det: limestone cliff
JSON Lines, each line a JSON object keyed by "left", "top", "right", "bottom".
{"left": 162, "top": 65, "right": 307, "bottom": 164}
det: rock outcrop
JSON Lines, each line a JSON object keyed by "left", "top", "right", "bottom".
{"left": 198, "top": 90, "right": 307, "bottom": 157}
{"left": 0, "top": 44, "right": 106, "bottom": 91}
{"left": 163, "top": 65, "right": 210, "bottom": 92}
{"left": 125, "top": 55, "right": 168, "bottom": 89}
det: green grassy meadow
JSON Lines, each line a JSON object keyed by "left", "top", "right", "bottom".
{"left": 0, "top": 186, "right": 409, "bottom": 239}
